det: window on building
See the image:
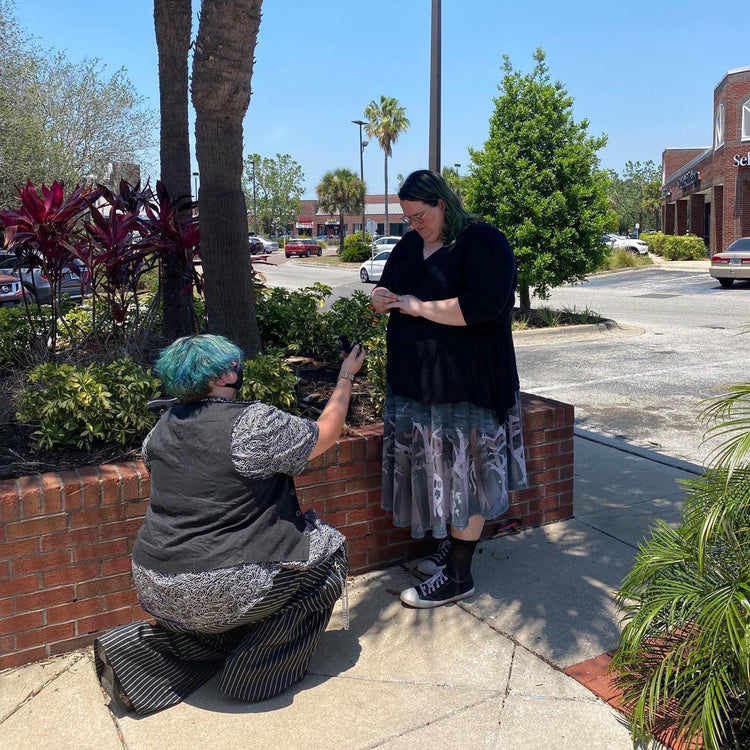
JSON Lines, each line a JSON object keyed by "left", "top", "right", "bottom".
{"left": 742, "top": 98, "right": 750, "bottom": 141}
{"left": 715, "top": 103, "right": 725, "bottom": 149}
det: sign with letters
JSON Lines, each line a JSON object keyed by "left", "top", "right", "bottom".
{"left": 734, "top": 152, "right": 750, "bottom": 167}
{"left": 678, "top": 170, "right": 700, "bottom": 189}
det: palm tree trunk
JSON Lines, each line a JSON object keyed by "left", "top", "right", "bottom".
{"left": 383, "top": 155, "right": 389, "bottom": 235}
{"left": 192, "top": 0, "right": 262, "bottom": 356}
{"left": 155, "top": 0, "right": 194, "bottom": 339}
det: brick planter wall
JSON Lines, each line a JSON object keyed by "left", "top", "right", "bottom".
{"left": 0, "top": 392, "right": 573, "bottom": 671}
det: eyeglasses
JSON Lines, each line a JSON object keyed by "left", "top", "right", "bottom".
{"left": 402, "top": 209, "right": 429, "bottom": 227}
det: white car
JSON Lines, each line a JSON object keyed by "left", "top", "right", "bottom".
{"left": 371, "top": 236, "right": 401, "bottom": 253}
{"left": 603, "top": 233, "right": 649, "bottom": 256}
{"left": 249, "top": 235, "right": 279, "bottom": 254}
{"left": 359, "top": 250, "right": 391, "bottom": 283}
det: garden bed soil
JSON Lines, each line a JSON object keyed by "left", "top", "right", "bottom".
{"left": 0, "top": 361, "right": 376, "bottom": 480}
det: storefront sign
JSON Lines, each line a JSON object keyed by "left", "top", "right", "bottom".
{"left": 678, "top": 170, "right": 700, "bottom": 189}
{"left": 734, "top": 151, "right": 750, "bottom": 167}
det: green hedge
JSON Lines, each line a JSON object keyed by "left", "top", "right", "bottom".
{"left": 640, "top": 232, "right": 707, "bottom": 260}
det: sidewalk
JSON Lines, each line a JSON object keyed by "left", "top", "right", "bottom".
{"left": 0, "top": 434, "right": 699, "bottom": 750}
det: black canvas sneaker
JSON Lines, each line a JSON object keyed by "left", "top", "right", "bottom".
{"left": 416, "top": 538, "right": 451, "bottom": 576}
{"left": 400, "top": 569, "right": 475, "bottom": 609}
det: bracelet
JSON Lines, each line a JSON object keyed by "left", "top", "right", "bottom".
{"left": 338, "top": 371, "right": 355, "bottom": 383}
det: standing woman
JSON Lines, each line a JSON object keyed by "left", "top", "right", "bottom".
{"left": 371, "top": 170, "right": 527, "bottom": 608}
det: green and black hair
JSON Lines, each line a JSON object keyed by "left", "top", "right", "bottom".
{"left": 398, "top": 169, "right": 474, "bottom": 246}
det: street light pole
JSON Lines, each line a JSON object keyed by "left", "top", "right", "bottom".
{"left": 192, "top": 171, "right": 199, "bottom": 200}
{"left": 429, "top": 0, "right": 441, "bottom": 174}
{"left": 352, "top": 119, "right": 368, "bottom": 245}
{"left": 251, "top": 158, "right": 258, "bottom": 235}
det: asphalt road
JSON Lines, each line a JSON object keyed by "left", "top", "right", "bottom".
{"left": 259, "top": 256, "right": 750, "bottom": 466}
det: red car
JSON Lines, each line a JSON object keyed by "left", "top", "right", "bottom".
{"left": 285, "top": 238, "right": 322, "bottom": 258}
{"left": 0, "top": 272, "right": 29, "bottom": 307}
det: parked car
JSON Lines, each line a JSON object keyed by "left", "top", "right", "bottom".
{"left": 285, "top": 238, "right": 323, "bottom": 258}
{"left": 709, "top": 237, "right": 750, "bottom": 288}
{"left": 0, "top": 272, "right": 29, "bottom": 307}
{"left": 0, "top": 255, "right": 91, "bottom": 304}
{"left": 249, "top": 235, "right": 278, "bottom": 254}
{"left": 359, "top": 250, "right": 392, "bottom": 283}
{"left": 247, "top": 236, "right": 265, "bottom": 255}
{"left": 371, "top": 236, "right": 401, "bottom": 253}
{"left": 602, "top": 233, "right": 649, "bottom": 256}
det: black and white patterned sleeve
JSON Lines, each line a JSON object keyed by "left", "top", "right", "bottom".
{"left": 230, "top": 403, "right": 319, "bottom": 479}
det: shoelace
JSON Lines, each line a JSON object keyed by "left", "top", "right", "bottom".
{"left": 420, "top": 570, "right": 448, "bottom": 596}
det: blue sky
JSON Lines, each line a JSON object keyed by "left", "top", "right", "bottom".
{"left": 12, "top": 0, "right": 748, "bottom": 199}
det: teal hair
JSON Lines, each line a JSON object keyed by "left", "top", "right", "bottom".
{"left": 155, "top": 334, "right": 244, "bottom": 402}
{"left": 398, "top": 169, "right": 473, "bottom": 246}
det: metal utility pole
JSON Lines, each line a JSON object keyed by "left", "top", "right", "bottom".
{"left": 352, "top": 119, "right": 368, "bottom": 245}
{"left": 429, "top": 0, "right": 441, "bottom": 174}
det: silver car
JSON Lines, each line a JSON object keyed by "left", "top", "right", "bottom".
{"left": 0, "top": 254, "right": 91, "bottom": 304}
{"left": 710, "top": 237, "right": 750, "bottom": 288}
{"left": 249, "top": 235, "right": 279, "bottom": 254}
{"left": 359, "top": 250, "right": 391, "bottom": 283}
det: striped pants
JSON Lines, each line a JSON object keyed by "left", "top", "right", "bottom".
{"left": 94, "top": 546, "right": 347, "bottom": 715}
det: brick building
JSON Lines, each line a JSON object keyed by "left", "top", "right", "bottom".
{"left": 661, "top": 66, "right": 750, "bottom": 253}
{"left": 295, "top": 194, "right": 405, "bottom": 238}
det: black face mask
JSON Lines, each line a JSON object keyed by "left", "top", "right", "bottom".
{"left": 226, "top": 362, "right": 244, "bottom": 392}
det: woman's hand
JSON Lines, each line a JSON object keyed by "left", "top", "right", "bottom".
{"left": 340, "top": 343, "right": 366, "bottom": 378}
{"left": 385, "top": 294, "right": 423, "bottom": 317}
{"left": 370, "top": 286, "right": 398, "bottom": 314}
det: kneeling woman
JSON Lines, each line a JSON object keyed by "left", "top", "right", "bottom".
{"left": 94, "top": 334, "right": 365, "bottom": 714}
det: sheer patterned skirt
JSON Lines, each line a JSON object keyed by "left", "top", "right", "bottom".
{"left": 381, "top": 391, "right": 527, "bottom": 539}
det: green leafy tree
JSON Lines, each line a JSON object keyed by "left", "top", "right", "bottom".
{"left": 466, "top": 48, "right": 609, "bottom": 313}
{"left": 364, "top": 95, "right": 409, "bottom": 234}
{"left": 606, "top": 160, "right": 662, "bottom": 234}
{"left": 0, "top": 1, "right": 157, "bottom": 206}
{"left": 316, "top": 168, "right": 365, "bottom": 252}
{"left": 441, "top": 165, "right": 468, "bottom": 203}
{"left": 242, "top": 152, "right": 304, "bottom": 236}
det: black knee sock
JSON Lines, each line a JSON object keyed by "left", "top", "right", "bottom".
{"left": 446, "top": 538, "right": 477, "bottom": 581}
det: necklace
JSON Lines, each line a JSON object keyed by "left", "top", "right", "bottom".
{"left": 200, "top": 396, "right": 234, "bottom": 404}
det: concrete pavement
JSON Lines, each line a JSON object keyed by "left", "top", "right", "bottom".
{"left": 0, "top": 432, "right": 700, "bottom": 750}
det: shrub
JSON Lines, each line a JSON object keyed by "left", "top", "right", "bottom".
{"left": 319, "top": 290, "right": 379, "bottom": 362}
{"left": 339, "top": 232, "right": 372, "bottom": 263}
{"left": 17, "top": 358, "right": 160, "bottom": 450}
{"left": 363, "top": 319, "right": 388, "bottom": 415}
{"left": 662, "top": 235, "right": 707, "bottom": 260}
{"left": 602, "top": 248, "right": 653, "bottom": 270}
{"left": 640, "top": 232, "right": 666, "bottom": 254}
{"left": 254, "top": 283, "right": 331, "bottom": 355}
{"left": 0, "top": 307, "right": 47, "bottom": 367}
{"left": 239, "top": 351, "right": 297, "bottom": 411}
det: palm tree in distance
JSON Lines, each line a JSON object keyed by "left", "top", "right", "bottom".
{"left": 316, "top": 168, "right": 365, "bottom": 252}
{"left": 364, "top": 96, "right": 409, "bottom": 236}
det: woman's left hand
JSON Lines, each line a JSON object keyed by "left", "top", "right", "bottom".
{"left": 385, "top": 294, "right": 423, "bottom": 317}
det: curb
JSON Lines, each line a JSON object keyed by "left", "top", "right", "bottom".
{"left": 575, "top": 427, "right": 704, "bottom": 475}
{"left": 513, "top": 319, "right": 644, "bottom": 345}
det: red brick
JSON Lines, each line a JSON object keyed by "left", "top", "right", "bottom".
{"left": 346, "top": 475, "right": 381, "bottom": 493}
{"left": 68, "top": 504, "right": 125, "bottom": 529}
{"left": 386, "top": 527, "right": 413, "bottom": 545}
{"left": 6, "top": 514, "right": 67, "bottom": 540}
{"left": 76, "top": 607, "right": 135, "bottom": 635}
{"left": 527, "top": 442, "right": 564, "bottom": 459}
{"left": 46, "top": 598, "right": 104, "bottom": 625}
{"left": 543, "top": 426, "right": 574, "bottom": 442}
{"left": 0, "top": 479, "right": 20, "bottom": 522}
{"left": 16, "top": 586, "right": 76, "bottom": 613}
{"left": 324, "top": 463, "right": 367, "bottom": 481}
{"left": 16, "top": 622, "right": 75, "bottom": 650}
{"left": 522, "top": 409, "right": 554, "bottom": 431}
{"left": 39, "top": 473, "right": 63, "bottom": 514}
{"left": 366, "top": 544, "right": 408, "bottom": 567}
{"left": 0, "top": 610, "right": 44, "bottom": 636}
{"left": 295, "top": 469, "right": 325, "bottom": 488}
{"left": 98, "top": 464, "right": 122, "bottom": 505}
{"left": 105, "top": 588, "right": 139, "bottom": 610}
{"left": 48, "top": 633, "right": 98, "bottom": 656}
{"left": 527, "top": 469, "right": 560, "bottom": 485}
{"left": 346, "top": 506, "right": 381, "bottom": 524}
{"left": 3, "top": 574, "right": 40, "bottom": 596}
{"left": 325, "top": 491, "right": 367, "bottom": 512}
{"left": 306, "top": 454, "right": 327, "bottom": 470}
{"left": 542, "top": 507, "right": 573, "bottom": 523}
{"left": 341, "top": 520, "right": 369, "bottom": 540}
{"left": 13, "top": 549, "right": 72, "bottom": 576}
{"left": 117, "top": 463, "right": 142, "bottom": 501}
{"left": 0, "top": 648, "right": 47, "bottom": 671}
{"left": 543, "top": 453, "right": 574, "bottom": 470}
{"left": 368, "top": 516, "right": 396, "bottom": 534}
{"left": 366, "top": 489, "right": 383, "bottom": 505}
{"left": 522, "top": 512, "right": 543, "bottom": 527}
{"left": 102, "top": 556, "right": 133, "bottom": 576}
{"left": 58, "top": 470, "right": 83, "bottom": 511}
{"left": 0, "top": 596, "right": 15, "bottom": 617}
{"left": 320, "top": 510, "right": 348, "bottom": 528}
{"left": 17, "top": 475, "right": 43, "bottom": 518}
{"left": 0, "top": 536, "right": 41, "bottom": 560}
{"left": 99, "top": 518, "right": 142, "bottom": 540}
{"left": 347, "top": 551, "right": 367, "bottom": 572}
{"left": 76, "top": 572, "right": 131, "bottom": 599}
{"left": 73, "top": 538, "right": 128, "bottom": 563}
{"left": 346, "top": 535, "right": 382, "bottom": 553}
{"left": 539, "top": 495, "right": 562, "bottom": 511}
{"left": 511, "top": 485, "right": 545, "bottom": 502}
{"left": 78, "top": 466, "right": 103, "bottom": 506}
{"left": 0, "top": 561, "right": 9, "bottom": 581}
{"left": 42, "top": 561, "right": 101, "bottom": 588}
{"left": 299, "top": 480, "right": 347, "bottom": 502}
{"left": 42, "top": 526, "right": 100, "bottom": 550}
